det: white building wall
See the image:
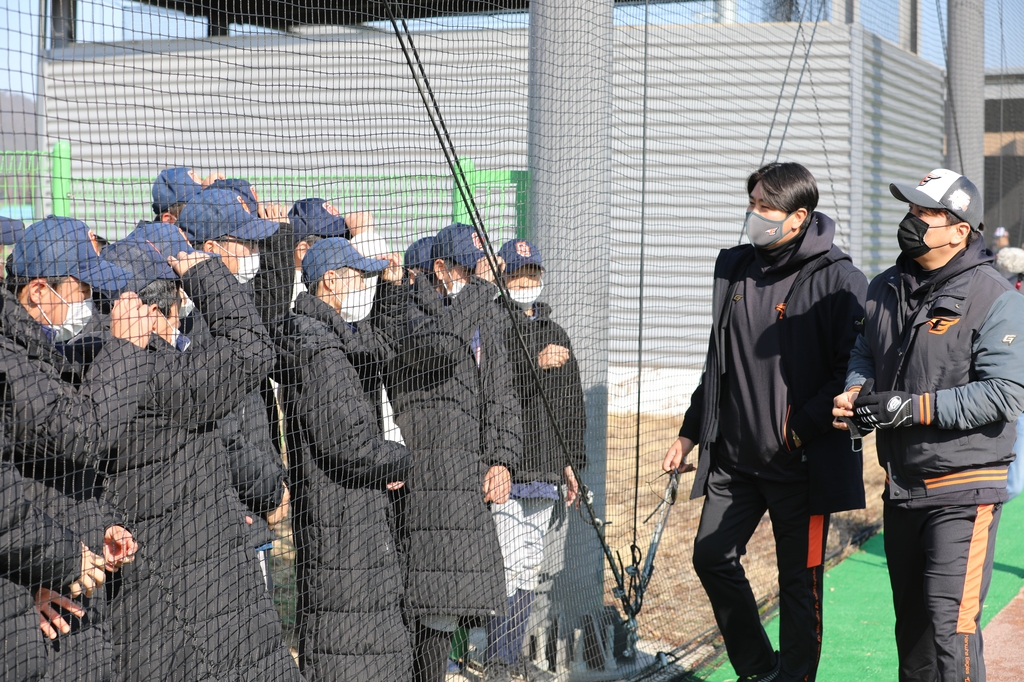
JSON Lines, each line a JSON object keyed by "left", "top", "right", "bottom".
{"left": 39, "top": 21, "right": 943, "bottom": 414}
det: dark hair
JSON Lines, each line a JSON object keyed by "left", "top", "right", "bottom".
{"left": 297, "top": 234, "right": 322, "bottom": 248}
{"left": 138, "top": 279, "right": 181, "bottom": 317}
{"left": 156, "top": 202, "right": 187, "bottom": 220}
{"left": 919, "top": 206, "right": 980, "bottom": 245}
{"left": 747, "top": 162, "right": 819, "bottom": 229}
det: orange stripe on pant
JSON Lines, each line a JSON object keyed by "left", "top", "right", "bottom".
{"left": 807, "top": 515, "right": 825, "bottom": 568}
{"left": 957, "top": 504, "right": 995, "bottom": 634}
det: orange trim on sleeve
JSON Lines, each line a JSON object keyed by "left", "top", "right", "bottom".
{"left": 957, "top": 504, "right": 995, "bottom": 634}
{"left": 807, "top": 515, "right": 825, "bottom": 568}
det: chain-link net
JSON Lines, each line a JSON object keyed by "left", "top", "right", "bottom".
{"left": 0, "top": 0, "right": 1020, "bottom": 681}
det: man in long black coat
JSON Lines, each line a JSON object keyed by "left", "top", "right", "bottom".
{"left": 388, "top": 223, "right": 522, "bottom": 682}
{"left": 94, "top": 206, "right": 302, "bottom": 681}
{"left": 1, "top": 217, "right": 154, "bottom": 681}
{"left": 275, "top": 237, "right": 412, "bottom": 681}
{"left": 664, "top": 163, "right": 867, "bottom": 682}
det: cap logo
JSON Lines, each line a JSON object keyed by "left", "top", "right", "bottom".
{"left": 516, "top": 241, "right": 531, "bottom": 257}
{"left": 472, "top": 233, "right": 484, "bottom": 251}
{"left": 919, "top": 172, "right": 941, "bottom": 186}
{"left": 236, "top": 196, "right": 251, "bottom": 214}
{"left": 947, "top": 189, "right": 971, "bottom": 212}
{"left": 187, "top": 170, "right": 201, "bottom": 185}
{"left": 322, "top": 202, "right": 341, "bottom": 217}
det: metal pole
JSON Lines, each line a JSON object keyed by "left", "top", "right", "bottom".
{"left": 717, "top": 0, "right": 739, "bottom": 23}
{"left": 946, "top": 0, "right": 985, "bottom": 196}
{"left": 527, "top": 0, "right": 614, "bottom": 670}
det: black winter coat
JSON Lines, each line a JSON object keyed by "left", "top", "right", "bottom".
{"left": 0, "top": 288, "right": 155, "bottom": 682}
{"left": 182, "top": 311, "right": 287, "bottom": 548}
{"left": 275, "top": 292, "right": 412, "bottom": 682}
{"left": 388, "top": 277, "right": 522, "bottom": 618}
{"left": 502, "top": 302, "right": 586, "bottom": 484}
{"left": 680, "top": 214, "right": 868, "bottom": 514}
{"left": 0, "top": 463, "right": 83, "bottom": 682}
{"left": 93, "top": 260, "right": 301, "bottom": 682}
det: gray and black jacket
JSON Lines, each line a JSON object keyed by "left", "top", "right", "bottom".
{"left": 846, "top": 239, "right": 1024, "bottom": 505}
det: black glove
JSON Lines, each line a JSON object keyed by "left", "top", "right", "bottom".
{"left": 853, "top": 385, "right": 934, "bottom": 430}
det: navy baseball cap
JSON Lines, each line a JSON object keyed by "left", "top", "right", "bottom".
{"left": 890, "top": 168, "right": 984, "bottom": 231}
{"left": 0, "top": 217, "right": 25, "bottom": 246}
{"left": 152, "top": 167, "right": 203, "bottom": 214}
{"left": 178, "top": 189, "right": 280, "bottom": 245}
{"left": 102, "top": 240, "right": 178, "bottom": 294}
{"left": 302, "top": 237, "right": 389, "bottom": 285}
{"left": 13, "top": 216, "right": 131, "bottom": 293}
{"left": 498, "top": 238, "right": 543, "bottom": 274}
{"left": 404, "top": 236, "right": 435, "bottom": 272}
{"left": 432, "top": 223, "right": 486, "bottom": 269}
{"left": 210, "top": 178, "right": 259, "bottom": 213}
{"left": 125, "top": 221, "right": 196, "bottom": 258}
{"left": 289, "top": 198, "right": 349, "bottom": 241}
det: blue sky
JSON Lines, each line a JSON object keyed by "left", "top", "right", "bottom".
{"left": 2, "top": 0, "right": 1023, "bottom": 98}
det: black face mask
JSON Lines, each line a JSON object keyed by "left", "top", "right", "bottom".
{"left": 897, "top": 212, "right": 936, "bottom": 259}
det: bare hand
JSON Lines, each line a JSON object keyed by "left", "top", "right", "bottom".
{"left": 35, "top": 588, "right": 85, "bottom": 640}
{"left": 381, "top": 253, "right": 404, "bottom": 283}
{"left": 475, "top": 255, "right": 505, "bottom": 284}
{"left": 482, "top": 465, "right": 511, "bottom": 504}
{"left": 345, "top": 211, "right": 374, "bottom": 237}
{"left": 385, "top": 481, "right": 405, "bottom": 491}
{"left": 200, "top": 172, "right": 225, "bottom": 188}
{"left": 109, "top": 293, "right": 156, "bottom": 349}
{"left": 538, "top": 344, "right": 570, "bottom": 370}
{"left": 258, "top": 202, "right": 289, "bottom": 223}
{"left": 103, "top": 526, "right": 137, "bottom": 572}
{"left": 167, "top": 251, "right": 211, "bottom": 276}
{"left": 266, "top": 484, "right": 290, "bottom": 527}
{"left": 832, "top": 387, "right": 862, "bottom": 430}
{"left": 563, "top": 466, "right": 580, "bottom": 507}
{"left": 662, "top": 436, "right": 697, "bottom": 474}
{"left": 70, "top": 545, "right": 106, "bottom": 598}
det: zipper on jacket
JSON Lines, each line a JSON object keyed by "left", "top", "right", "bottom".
{"left": 782, "top": 405, "right": 792, "bottom": 451}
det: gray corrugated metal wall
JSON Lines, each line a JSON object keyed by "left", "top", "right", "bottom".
{"left": 39, "top": 22, "right": 943, "bottom": 411}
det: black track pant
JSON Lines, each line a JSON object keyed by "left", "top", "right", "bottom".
{"left": 884, "top": 502, "right": 1001, "bottom": 682}
{"left": 692, "top": 464, "right": 828, "bottom": 682}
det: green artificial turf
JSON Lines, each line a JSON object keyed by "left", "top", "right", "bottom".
{"left": 699, "top": 494, "right": 1024, "bottom": 681}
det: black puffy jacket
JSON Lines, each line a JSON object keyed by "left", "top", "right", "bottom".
{"left": 0, "top": 462, "right": 84, "bottom": 682}
{"left": 275, "top": 292, "right": 412, "bottom": 681}
{"left": 0, "top": 287, "right": 156, "bottom": 682}
{"left": 502, "top": 301, "right": 587, "bottom": 484}
{"left": 91, "top": 259, "right": 301, "bottom": 682}
{"left": 387, "top": 277, "right": 522, "bottom": 619}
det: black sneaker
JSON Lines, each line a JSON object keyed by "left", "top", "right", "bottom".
{"left": 738, "top": 652, "right": 781, "bottom": 682}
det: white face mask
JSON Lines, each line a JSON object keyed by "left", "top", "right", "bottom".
{"left": 234, "top": 254, "right": 260, "bottom": 284}
{"left": 339, "top": 276, "right": 377, "bottom": 322}
{"left": 41, "top": 287, "right": 94, "bottom": 343}
{"left": 291, "top": 269, "right": 307, "bottom": 308}
{"left": 509, "top": 283, "right": 543, "bottom": 309}
{"left": 179, "top": 292, "right": 196, "bottom": 319}
{"left": 446, "top": 279, "right": 466, "bottom": 298}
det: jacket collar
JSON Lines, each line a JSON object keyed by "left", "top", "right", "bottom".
{"left": 292, "top": 291, "right": 375, "bottom": 354}
{"left": 753, "top": 211, "right": 838, "bottom": 276}
{"left": 896, "top": 238, "right": 994, "bottom": 297}
{"left": 0, "top": 288, "right": 70, "bottom": 365}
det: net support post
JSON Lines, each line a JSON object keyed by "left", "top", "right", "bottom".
{"left": 527, "top": 0, "right": 614, "bottom": 667}
{"left": 945, "top": 0, "right": 985, "bottom": 197}
{"left": 716, "top": 0, "right": 739, "bottom": 24}
{"left": 50, "top": 140, "right": 71, "bottom": 218}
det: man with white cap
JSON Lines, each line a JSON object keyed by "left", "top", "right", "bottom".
{"left": 834, "top": 168, "right": 1024, "bottom": 682}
